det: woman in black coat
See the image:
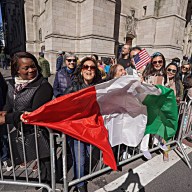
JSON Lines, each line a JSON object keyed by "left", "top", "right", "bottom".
{"left": 0, "top": 52, "right": 53, "bottom": 189}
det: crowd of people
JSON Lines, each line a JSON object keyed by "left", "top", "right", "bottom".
{"left": 0, "top": 46, "right": 192, "bottom": 192}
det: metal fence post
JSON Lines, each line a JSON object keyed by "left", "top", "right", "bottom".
{"left": 62, "top": 134, "right": 68, "bottom": 192}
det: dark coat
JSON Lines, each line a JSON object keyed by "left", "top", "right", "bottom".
{"left": 53, "top": 66, "right": 75, "bottom": 97}
{"left": 4, "top": 75, "right": 53, "bottom": 128}
{"left": 63, "top": 81, "right": 90, "bottom": 95}
{"left": 0, "top": 73, "right": 7, "bottom": 110}
{"left": 56, "top": 55, "right": 63, "bottom": 71}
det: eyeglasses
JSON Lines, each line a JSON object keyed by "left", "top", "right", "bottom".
{"left": 82, "top": 65, "right": 96, "bottom": 70}
{"left": 182, "top": 66, "right": 190, "bottom": 71}
{"left": 167, "top": 68, "right": 177, "bottom": 74}
{"left": 152, "top": 60, "right": 163, "bottom": 65}
{"left": 67, "top": 59, "right": 76, "bottom": 62}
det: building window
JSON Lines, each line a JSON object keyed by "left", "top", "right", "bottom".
{"left": 143, "top": 6, "right": 147, "bottom": 16}
{"left": 39, "top": 28, "right": 42, "bottom": 42}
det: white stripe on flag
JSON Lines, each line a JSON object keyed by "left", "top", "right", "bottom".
{"left": 135, "top": 49, "right": 151, "bottom": 70}
{"left": 95, "top": 76, "right": 161, "bottom": 147}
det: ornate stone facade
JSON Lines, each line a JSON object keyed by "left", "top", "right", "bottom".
{"left": 183, "top": 0, "right": 192, "bottom": 59}
{"left": 21, "top": 0, "right": 192, "bottom": 71}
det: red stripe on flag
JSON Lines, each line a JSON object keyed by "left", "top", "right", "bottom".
{"left": 23, "top": 86, "right": 117, "bottom": 170}
{"left": 135, "top": 49, "right": 151, "bottom": 70}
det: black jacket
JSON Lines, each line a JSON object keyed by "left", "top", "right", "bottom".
{"left": 4, "top": 75, "right": 53, "bottom": 128}
{"left": 63, "top": 81, "right": 93, "bottom": 95}
{"left": 0, "top": 73, "right": 7, "bottom": 110}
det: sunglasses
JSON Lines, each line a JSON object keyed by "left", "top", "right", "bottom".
{"left": 152, "top": 60, "right": 163, "bottom": 65}
{"left": 167, "top": 68, "right": 177, "bottom": 74}
{"left": 67, "top": 59, "right": 76, "bottom": 62}
{"left": 182, "top": 66, "right": 190, "bottom": 71}
{"left": 82, "top": 65, "right": 96, "bottom": 70}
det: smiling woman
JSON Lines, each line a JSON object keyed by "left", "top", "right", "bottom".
{"left": 142, "top": 52, "right": 166, "bottom": 85}
{"left": 64, "top": 57, "right": 102, "bottom": 91}
{"left": 0, "top": 52, "right": 53, "bottom": 188}
{"left": 164, "top": 62, "right": 183, "bottom": 103}
{"left": 63, "top": 56, "right": 102, "bottom": 192}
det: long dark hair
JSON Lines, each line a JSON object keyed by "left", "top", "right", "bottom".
{"left": 73, "top": 57, "right": 102, "bottom": 85}
{"left": 165, "top": 62, "right": 181, "bottom": 97}
{"left": 11, "top": 51, "right": 42, "bottom": 77}
{"left": 142, "top": 52, "right": 166, "bottom": 80}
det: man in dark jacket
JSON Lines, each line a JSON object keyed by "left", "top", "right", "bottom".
{"left": 53, "top": 52, "right": 77, "bottom": 97}
{"left": 117, "top": 44, "right": 131, "bottom": 69}
{"left": 56, "top": 51, "right": 64, "bottom": 72}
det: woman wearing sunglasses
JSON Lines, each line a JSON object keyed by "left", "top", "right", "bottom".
{"left": 162, "top": 62, "right": 184, "bottom": 161}
{"left": 142, "top": 52, "right": 166, "bottom": 85}
{"left": 64, "top": 57, "right": 102, "bottom": 192}
{"left": 53, "top": 52, "right": 77, "bottom": 98}
{"left": 165, "top": 62, "right": 183, "bottom": 103}
{"left": 140, "top": 52, "right": 168, "bottom": 161}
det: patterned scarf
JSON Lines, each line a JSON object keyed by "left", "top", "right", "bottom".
{"left": 14, "top": 73, "right": 38, "bottom": 98}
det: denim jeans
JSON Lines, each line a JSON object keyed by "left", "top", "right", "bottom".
{"left": 67, "top": 137, "right": 90, "bottom": 187}
{"left": 0, "top": 125, "right": 8, "bottom": 161}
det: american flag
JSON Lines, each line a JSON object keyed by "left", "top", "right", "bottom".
{"left": 133, "top": 49, "right": 151, "bottom": 70}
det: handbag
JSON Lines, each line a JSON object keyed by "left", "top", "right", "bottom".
{"left": 15, "top": 128, "right": 50, "bottom": 162}
{"left": 10, "top": 127, "right": 23, "bottom": 165}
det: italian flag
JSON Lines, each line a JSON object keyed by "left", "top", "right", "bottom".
{"left": 23, "top": 76, "right": 178, "bottom": 170}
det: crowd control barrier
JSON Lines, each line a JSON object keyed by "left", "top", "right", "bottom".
{"left": 0, "top": 123, "right": 55, "bottom": 192}
{"left": 0, "top": 100, "right": 192, "bottom": 192}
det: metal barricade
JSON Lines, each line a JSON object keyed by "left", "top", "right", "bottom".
{"left": 1, "top": 99, "right": 192, "bottom": 192}
{"left": 0, "top": 123, "right": 57, "bottom": 192}
{"left": 55, "top": 100, "right": 192, "bottom": 192}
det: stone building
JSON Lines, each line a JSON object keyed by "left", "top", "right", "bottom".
{"left": 1, "top": 0, "right": 26, "bottom": 55}
{"left": 183, "top": 0, "right": 192, "bottom": 59}
{"left": 1, "top": 0, "right": 191, "bottom": 72}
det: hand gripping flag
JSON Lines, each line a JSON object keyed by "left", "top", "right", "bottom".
{"left": 22, "top": 76, "right": 178, "bottom": 170}
{"left": 134, "top": 49, "right": 151, "bottom": 70}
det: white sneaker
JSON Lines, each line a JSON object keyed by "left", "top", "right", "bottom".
{"left": 122, "top": 152, "right": 131, "bottom": 159}
{"left": 3, "top": 159, "right": 13, "bottom": 172}
{"left": 142, "top": 150, "right": 152, "bottom": 160}
{"left": 182, "top": 143, "right": 187, "bottom": 149}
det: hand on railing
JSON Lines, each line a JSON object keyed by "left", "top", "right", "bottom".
{"left": 20, "top": 111, "right": 31, "bottom": 123}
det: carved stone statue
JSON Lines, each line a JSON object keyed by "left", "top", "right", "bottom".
{"left": 126, "top": 15, "right": 137, "bottom": 38}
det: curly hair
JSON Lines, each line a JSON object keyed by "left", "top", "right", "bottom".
{"left": 73, "top": 57, "right": 102, "bottom": 85}
{"left": 142, "top": 52, "right": 166, "bottom": 80}
{"left": 11, "top": 51, "right": 42, "bottom": 77}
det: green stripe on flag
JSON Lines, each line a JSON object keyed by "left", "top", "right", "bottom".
{"left": 142, "top": 85, "right": 178, "bottom": 141}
